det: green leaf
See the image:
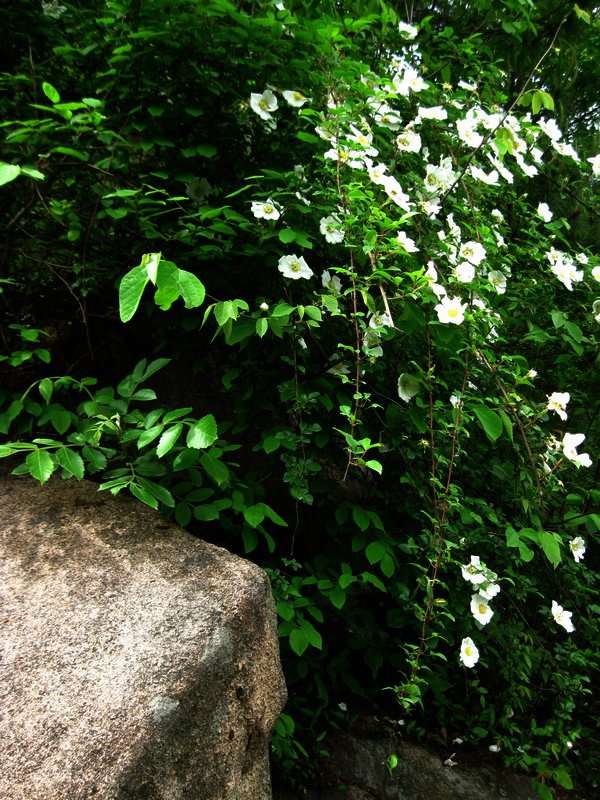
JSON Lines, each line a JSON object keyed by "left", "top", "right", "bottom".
{"left": 42, "top": 82, "right": 61, "bottom": 103}
{"left": 0, "top": 163, "right": 21, "bottom": 186}
{"left": 137, "top": 477, "right": 175, "bottom": 507}
{"left": 256, "top": 317, "right": 268, "bottom": 337}
{"left": 82, "top": 446, "right": 107, "bottom": 471}
{"left": 574, "top": 4, "right": 591, "bottom": 24}
{"left": 186, "top": 414, "right": 218, "bottom": 449}
{"left": 50, "top": 407, "right": 71, "bottom": 434}
{"left": 157, "top": 424, "right": 183, "bottom": 457}
{"left": 119, "top": 265, "right": 149, "bottom": 322}
{"left": 365, "top": 541, "right": 386, "bottom": 564}
{"left": 472, "top": 405, "right": 503, "bottom": 442}
{"left": 137, "top": 423, "right": 164, "bottom": 449}
{"left": 26, "top": 450, "right": 55, "bottom": 484}
{"left": 178, "top": 270, "right": 206, "bottom": 309}
{"left": 199, "top": 451, "right": 230, "bottom": 486}
{"left": 278, "top": 228, "right": 297, "bottom": 244}
{"left": 244, "top": 503, "right": 266, "bottom": 528}
{"left": 129, "top": 482, "right": 159, "bottom": 509}
{"left": 352, "top": 506, "right": 370, "bottom": 531}
{"left": 163, "top": 407, "right": 193, "bottom": 424}
{"left": 539, "top": 530, "right": 561, "bottom": 568}
{"left": 39, "top": 378, "right": 53, "bottom": 404}
{"left": 329, "top": 587, "right": 346, "bottom": 609}
{"left": 55, "top": 447, "right": 85, "bottom": 480}
{"left": 289, "top": 627, "right": 309, "bottom": 656}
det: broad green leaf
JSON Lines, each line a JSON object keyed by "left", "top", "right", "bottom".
{"left": 244, "top": 503, "right": 266, "bottom": 528}
{"left": 178, "top": 270, "right": 206, "bottom": 308}
{"left": 137, "top": 423, "right": 164, "bottom": 449}
{"left": 256, "top": 317, "right": 268, "bottom": 337}
{"left": 137, "top": 477, "right": 175, "bottom": 507}
{"left": 25, "top": 450, "right": 55, "bottom": 483}
{"left": 353, "top": 506, "right": 370, "bottom": 531}
{"left": 365, "top": 541, "right": 386, "bottom": 564}
{"left": 186, "top": 414, "right": 218, "bottom": 449}
{"left": 329, "top": 587, "right": 346, "bottom": 609}
{"left": 0, "top": 163, "right": 21, "bottom": 186}
{"left": 55, "top": 447, "right": 85, "bottom": 480}
{"left": 163, "top": 407, "right": 192, "bottom": 424}
{"left": 277, "top": 601, "right": 295, "bottom": 621}
{"left": 200, "top": 451, "right": 230, "bottom": 486}
{"left": 539, "top": 530, "right": 561, "bottom": 568}
{"left": 39, "top": 378, "right": 53, "bottom": 404}
{"left": 278, "top": 228, "right": 296, "bottom": 243}
{"left": 42, "top": 82, "right": 61, "bottom": 103}
{"left": 289, "top": 627, "right": 309, "bottom": 656}
{"left": 82, "top": 446, "right": 107, "bottom": 471}
{"left": 20, "top": 166, "right": 45, "bottom": 180}
{"left": 472, "top": 405, "right": 503, "bottom": 442}
{"left": 119, "top": 265, "right": 149, "bottom": 322}
{"left": 129, "top": 482, "right": 159, "bottom": 509}
{"left": 157, "top": 424, "right": 182, "bottom": 457}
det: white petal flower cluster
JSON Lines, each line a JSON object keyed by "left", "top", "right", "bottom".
{"left": 435, "top": 296, "right": 467, "bottom": 325}
{"left": 569, "top": 536, "right": 586, "bottom": 563}
{"left": 251, "top": 198, "right": 281, "bottom": 220}
{"left": 537, "top": 202, "right": 553, "bottom": 222}
{"left": 319, "top": 214, "right": 345, "bottom": 244}
{"left": 546, "top": 391, "right": 569, "bottom": 421}
{"left": 322, "top": 270, "right": 342, "bottom": 295}
{"left": 459, "top": 241, "right": 486, "bottom": 266}
{"left": 396, "top": 129, "right": 422, "bottom": 153}
{"left": 551, "top": 600, "right": 574, "bottom": 633}
{"left": 587, "top": 154, "right": 600, "bottom": 175}
{"left": 397, "top": 373, "right": 420, "bottom": 402}
{"left": 424, "top": 156, "right": 456, "bottom": 194}
{"left": 545, "top": 249, "right": 584, "bottom": 291}
{"left": 250, "top": 89, "right": 278, "bottom": 124}
{"left": 488, "top": 270, "right": 507, "bottom": 294}
{"left": 561, "top": 432, "right": 592, "bottom": 467}
{"left": 460, "top": 637, "right": 479, "bottom": 668}
{"left": 278, "top": 254, "right": 313, "bottom": 280}
{"left": 459, "top": 556, "right": 501, "bottom": 667}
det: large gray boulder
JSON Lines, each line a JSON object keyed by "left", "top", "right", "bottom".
{"left": 0, "top": 476, "right": 287, "bottom": 800}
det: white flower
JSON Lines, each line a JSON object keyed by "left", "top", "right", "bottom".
{"left": 373, "top": 104, "right": 403, "bottom": 130}
{"left": 278, "top": 254, "right": 313, "bottom": 280}
{"left": 259, "top": 302, "right": 269, "bottom": 311}
{"left": 459, "top": 241, "right": 486, "bottom": 266}
{"left": 250, "top": 90, "right": 278, "bottom": 121}
{"left": 396, "top": 129, "right": 422, "bottom": 153}
{"left": 569, "top": 536, "right": 586, "bottom": 563}
{"left": 539, "top": 117, "right": 562, "bottom": 141}
{"left": 454, "top": 262, "right": 475, "bottom": 283}
{"left": 394, "top": 67, "right": 428, "bottom": 95}
{"left": 587, "top": 154, "right": 600, "bottom": 175}
{"left": 550, "top": 257, "right": 584, "bottom": 291}
{"left": 471, "top": 593, "right": 494, "bottom": 625}
{"left": 537, "top": 202, "right": 553, "bottom": 222}
{"left": 417, "top": 105, "right": 448, "bottom": 120}
{"left": 461, "top": 555, "right": 487, "bottom": 585}
{"left": 42, "top": 1, "right": 67, "bottom": 18}
{"left": 327, "top": 359, "right": 350, "bottom": 376}
{"left": 338, "top": 702, "right": 348, "bottom": 711}
{"left": 575, "top": 253, "right": 588, "bottom": 265}
{"left": 593, "top": 299, "right": 600, "bottom": 323}
{"left": 282, "top": 90, "right": 309, "bottom": 107}
{"left": 479, "top": 582, "right": 500, "bottom": 600}
{"left": 381, "top": 176, "right": 412, "bottom": 211}
{"left": 398, "top": 373, "right": 420, "bottom": 402}
{"left": 488, "top": 271, "right": 507, "bottom": 294}
{"left": 552, "top": 140, "right": 579, "bottom": 161}
{"left": 369, "top": 311, "right": 392, "bottom": 329}
{"left": 551, "top": 600, "right": 574, "bottom": 633}
{"left": 396, "top": 231, "right": 418, "bottom": 253}
{"left": 367, "top": 162, "right": 389, "bottom": 185}
{"left": 398, "top": 21, "right": 418, "bottom": 39}
{"left": 470, "top": 166, "right": 499, "bottom": 185}
{"left": 435, "top": 296, "right": 467, "bottom": 325}
{"left": 460, "top": 637, "right": 479, "bottom": 668}
{"left": 251, "top": 198, "right": 281, "bottom": 220}
{"left": 319, "top": 214, "right": 345, "bottom": 244}
{"left": 592, "top": 266, "right": 600, "bottom": 282}
{"left": 561, "top": 432, "right": 592, "bottom": 468}
{"left": 547, "top": 391, "right": 570, "bottom": 421}
{"left": 458, "top": 80, "right": 478, "bottom": 91}
{"left": 456, "top": 119, "right": 484, "bottom": 148}
{"left": 488, "top": 744, "right": 501, "bottom": 753}
{"left": 347, "top": 124, "right": 378, "bottom": 155}
{"left": 322, "top": 270, "right": 342, "bottom": 295}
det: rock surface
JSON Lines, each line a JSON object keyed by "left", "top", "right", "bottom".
{"left": 0, "top": 476, "right": 287, "bottom": 800}
{"left": 274, "top": 733, "right": 537, "bottom": 800}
